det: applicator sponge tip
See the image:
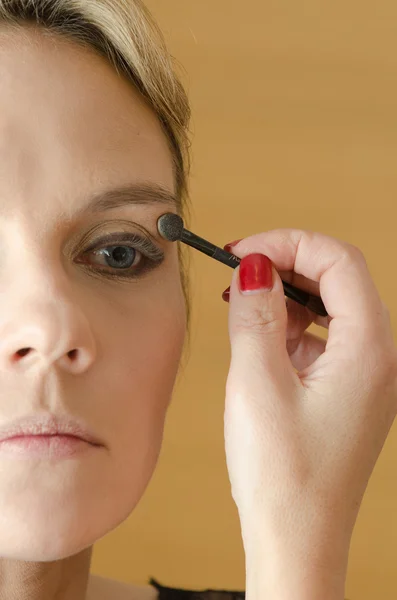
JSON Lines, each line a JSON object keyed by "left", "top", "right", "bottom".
{"left": 157, "top": 213, "right": 184, "bottom": 242}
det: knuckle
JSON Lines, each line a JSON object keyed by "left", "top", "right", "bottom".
{"left": 383, "top": 348, "right": 397, "bottom": 379}
{"left": 234, "top": 304, "right": 283, "bottom": 337}
{"left": 342, "top": 243, "right": 367, "bottom": 265}
{"left": 372, "top": 346, "right": 397, "bottom": 384}
{"left": 381, "top": 300, "right": 392, "bottom": 320}
{"left": 379, "top": 302, "right": 393, "bottom": 332}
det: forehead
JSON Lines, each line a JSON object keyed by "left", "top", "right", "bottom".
{"left": 0, "top": 25, "right": 175, "bottom": 220}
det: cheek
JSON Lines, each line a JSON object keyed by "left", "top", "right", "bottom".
{"left": 96, "top": 283, "right": 186, "bottom": 526}
{"left": 104, "top": 280, "right": 186, "bottom": 461}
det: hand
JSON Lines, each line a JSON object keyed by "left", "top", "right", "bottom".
{"left": 222, "top": 229, "right": 397, "bottom": 598}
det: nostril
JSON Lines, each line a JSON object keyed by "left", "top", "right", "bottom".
{"left": 16, "top": 348, "right": 31, "bottom": 358}
{"left": 13, "top": 348, "right": 79, "bottom": 363}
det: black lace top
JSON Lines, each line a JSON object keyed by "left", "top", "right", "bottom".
{"left": 149, "top": 578, "right": 245, "bottom": 599}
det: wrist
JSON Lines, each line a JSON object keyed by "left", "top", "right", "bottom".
{"left": 243, "top": 528, "right": 351, "bottom": 600}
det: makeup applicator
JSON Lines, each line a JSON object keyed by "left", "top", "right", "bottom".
{"left": 157, "top": 213, "right": 328, "bottom": 318}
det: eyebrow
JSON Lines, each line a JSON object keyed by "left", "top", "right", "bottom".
{"left": 76, "top": 182, "right": 179, "bottom": 217}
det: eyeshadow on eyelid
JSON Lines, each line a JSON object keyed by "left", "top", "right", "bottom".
{"left": 84, "top": 218, "right": 162, "bottom": 245}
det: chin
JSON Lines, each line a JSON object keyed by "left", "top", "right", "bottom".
{"left": 0, "top": 503, "right": 103, "bottom": 561}
{"left": 0, "top": 433, "right": 164, "bottom": 561}
{"left": 0, "top": 466, "right": 157, "bottom": 562}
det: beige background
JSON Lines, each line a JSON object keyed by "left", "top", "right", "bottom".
{"left": 91, "top": 2, "right": 397, "bottom": 598}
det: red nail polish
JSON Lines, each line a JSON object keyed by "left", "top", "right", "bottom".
{"left": 222, "top": 286, "right": 230, "bottom": 302}
{"left": 239, "top": 254, "right": 273, "bottom": 293}
{"left": 224, "top": 239, "right": 243, "bottom": 253}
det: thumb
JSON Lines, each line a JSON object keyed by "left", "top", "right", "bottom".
{"left": 228, "top": 253, "right": 296, "bottom": 388}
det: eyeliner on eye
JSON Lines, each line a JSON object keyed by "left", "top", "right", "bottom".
{"left": 75, "top": 230, "right": 166, "bottom": 282}
{"left": 86, "top": 232, "right": 165, "bottom": 263}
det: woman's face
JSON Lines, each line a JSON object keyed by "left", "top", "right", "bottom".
{"left": 0, "top": 26, "right": 186, "bottom": 561}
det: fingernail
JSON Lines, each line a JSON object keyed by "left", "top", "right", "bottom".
{"left": 224, "top": 239, "right": 243, "bottom": 253}
{"left": 239, "top": 254, "right": 273, "bottom": 294}
{"left": 222, "top": 286, "right": 230, "bottom": 303}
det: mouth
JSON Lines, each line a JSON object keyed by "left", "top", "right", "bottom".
{"left": 0, "top": 414, "right": 103, "bottom": 459}
{"left": 5, "top": 433, "right": 88, "bottom": 442}
{"left": 0, "top": 434, "right": 99, "bottom": 459}
{"left": 0, "top": 414, "right": 102, "bottom": 445}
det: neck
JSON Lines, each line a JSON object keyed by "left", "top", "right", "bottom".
{"left": 0, "top": 546, "right": 93, "bottom": 600}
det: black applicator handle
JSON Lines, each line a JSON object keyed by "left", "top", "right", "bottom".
{"left": 180, "top": 230, "right": 328, "bottom": 318}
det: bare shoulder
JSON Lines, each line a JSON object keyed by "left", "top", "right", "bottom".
{"left": 86, "top": 574, "right": 159, "bottom": 600}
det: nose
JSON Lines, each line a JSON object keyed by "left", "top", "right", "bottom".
{"left": 0, "top": 302, "right": 96, "bottom": 375}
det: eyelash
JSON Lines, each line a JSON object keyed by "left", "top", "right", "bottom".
{"left": 77, "top": 232, "right": 165, "bottom": 280}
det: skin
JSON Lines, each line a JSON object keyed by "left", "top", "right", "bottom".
{"left": 0, "top": 24, "right": 186, "bottom": 600}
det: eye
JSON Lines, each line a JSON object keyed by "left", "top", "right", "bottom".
{"left": 76, "top": 232, "right": 165, "bottom": 280}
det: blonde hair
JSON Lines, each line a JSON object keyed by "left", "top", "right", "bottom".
{"left": 0, "top": 0, "right": 193, "bottom": 363}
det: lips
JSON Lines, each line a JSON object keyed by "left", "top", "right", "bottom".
{"left": 0, "top": 414, "right": 103, "bottom": 446}
{"left": 6, "top": 434, "right": 80, "bottom": 441}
